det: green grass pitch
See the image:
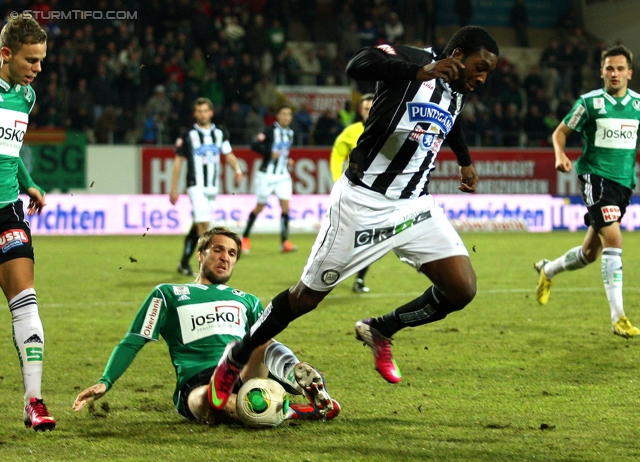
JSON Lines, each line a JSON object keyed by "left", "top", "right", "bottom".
{"left": 2, "top": 231, "right": 640, "bottom": 461}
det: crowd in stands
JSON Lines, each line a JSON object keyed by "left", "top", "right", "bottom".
{"left": 5, "top": 0, "right": 616, "bottom": 149}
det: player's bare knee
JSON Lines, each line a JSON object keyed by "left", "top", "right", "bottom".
{"left": 188, "top": 385, "right": 213, "bottom": 423}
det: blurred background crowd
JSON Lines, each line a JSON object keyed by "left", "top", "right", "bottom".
{"left": 3, "top": 0, "right": 625, "bottom": 149}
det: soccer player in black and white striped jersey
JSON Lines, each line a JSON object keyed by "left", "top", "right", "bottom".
{"left": 170, "top": 97, "right": 243, "bottom": 277}
{"left": 241, "top": 104, "right": 298, "bottom": 254}
{"left": 210, "top": 27, "right": 499, "bottom": 407}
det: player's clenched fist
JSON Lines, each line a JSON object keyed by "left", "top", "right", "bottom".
{"left": 417, "top": 58, "right": 465, "bottom": 83}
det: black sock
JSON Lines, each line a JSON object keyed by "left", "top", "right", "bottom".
{"left": 243, "top": 212, "right": 257, "bottom": 238}
{"left": 357, "top": 266, "right": 369, "bottom": 280}
{"left": 373, "top": 286, "right": 461, "bottom": 337}
{"left": 232, "top": 289, "right": 297, "bottom": 364}
{"left": 181, "top": 227, "right": 199, "bottom": 266}
{"left": 280, "top": 213, "right": 289, "bottom": 243}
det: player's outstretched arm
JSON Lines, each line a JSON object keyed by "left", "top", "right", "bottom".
{"left": 73, "top": 383, "right": 107, "bottom": 412}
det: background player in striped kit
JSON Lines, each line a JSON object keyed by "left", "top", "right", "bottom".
{"left": 209, "top": 26, "right": 499, "bottom": 409}
{"left": 535, "top": 45, "right": 640, "bottom": 339}
{"left": 0, "top": 13, "right": 56, "bottom": 431}
{"left": 170, "top": 97, "right": 243, "bottom": 277}
{"left": 330, "top": 93, "right": 375, "bottom": 293}
{"left": 241, "top": 104, "right": 298, "bottom": 254}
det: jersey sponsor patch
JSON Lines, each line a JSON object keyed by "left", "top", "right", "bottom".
{"left": 140, "top": 297, "right": 162, "bottom": 339}
{"left": 594, "top": 118, "right": 638, "bottom": 149}
{"left": 173, "top": 285, "right": 190, "bottom": 295}
{"left": 406, "top": 102, "right": 453, "bottom": 133}
{"left": 566, "top": 104, "right": 585, "bottom": 129}
{"left": 601, "top": 205, "right": 621, "bottom": 222}
{"left": 593, "top": 98, "right": 604, "bottom": 109}
{"left": 0, "top": 108, "right": 29, "bottom": 157}
{"left": 0, "top": 228, "right": 28, "bottom": 253}
{"left": 376, "top": 44, "right": 397, "bottom": 55}
{"left": 354, "top": 210, "right": 432, "bottom": 248}
{"left": 178, "top": 301, "right": 246, "bottom": 344}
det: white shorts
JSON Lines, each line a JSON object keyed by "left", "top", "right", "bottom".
{"left": 300, "top": 176, "right": 469, "bottom": 291}
{"left": 188, "top": 186, "right": 217, "bottom": 224}
{"left": 254, "top": 172, "right": 292, "bottom": 204}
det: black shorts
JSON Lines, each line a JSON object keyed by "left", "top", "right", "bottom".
{"left": 0, "top": 200, "right": 34, "bottom": 264}
{"left": 176, "top": 367, "right": 243, "bottom": 421}
{"left": 579, "top": 174, "right": 632, "bottom": 231}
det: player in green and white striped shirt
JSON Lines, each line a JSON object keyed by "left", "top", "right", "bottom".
{"left": 0, "top": 14, "right": 56, "bottom": 431}
{"left": 535, "top": 45, "right": 640, "bottom": 338}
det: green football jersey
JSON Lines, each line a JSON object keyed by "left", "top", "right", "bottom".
{"left": 563, "top": 88, "right": 640, "bottom": 189}
{"left": 127, "top": 283, "right": 264, "bottom": 406}
{"left": 0, "top": 77, "right": 36, "bottom": 205}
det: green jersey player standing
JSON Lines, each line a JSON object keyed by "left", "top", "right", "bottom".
{"left": 73, "top": 227, "right": 340, "bottom": 426}
{"left": 535, "top": 45, "right": 640, "bottom": 338}
{"left": 0, "top": 14, "right": 55, "bottom": 430}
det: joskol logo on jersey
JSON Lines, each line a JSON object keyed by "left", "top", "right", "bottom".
{"left": 0, "top": 229, "right": 28, "bottom": 253}
{"left": 407, "top": 103, "right": 453, "bottom": 133}
{"left": 178, "top": 301, "right": 246, "bottom": 344}
{"left": 0, "top": 108, "right": 28, "bottom": 157}
{"left": 595, "top": 118, "right": 638, "bottom": 149}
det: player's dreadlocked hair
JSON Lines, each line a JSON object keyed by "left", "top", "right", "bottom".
{"left": 601, "top": 45, "right": 633, "bottom": 69}
{"left": 441, "top": 26, "right": 499, "bottom": 60}
{"left": 0, "top": 14, "right": 47, "bottom": 52}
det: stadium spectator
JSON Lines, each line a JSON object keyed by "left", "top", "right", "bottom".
{"left": 357, "top": 19, "right": 378, "bottom": 48}
{"left": 267, "top": 19, "right": 287, "bottom": 57}
{"left": 299, "top": 48, "right": 322, "bottom": 86}
{"left": 340, "top": 21, "right": 362, "bottom": 60}
{"left": 510, "top": 0, "right": 529, "bottom": 47}
{"left": 293, "top": 104, "right": 314, "bottom": 145}
{"left": 312, "top": 109, "right": 343, "bottom": 146}
{"left": 535, "top": 45, "right": 640, "bottom": 339}
{"left": 69, "top": 77, "right": 95, "bottom": 135}
{"left": 72, "top": 227, "right": 340, "bottom": 426}
{"left": 384, "top": 12, "right": 405, "bottom": 45}
{"left": 522, "top": 104, "right": 548, "bottom": 147}
{"left": 145, "top": 85, "right": 173, "bottom": 119}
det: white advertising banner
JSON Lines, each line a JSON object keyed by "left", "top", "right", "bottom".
{"left": 20, "top": 194, "right": 640, "bottom": 236}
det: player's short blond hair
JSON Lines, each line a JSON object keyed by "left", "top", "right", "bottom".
{"left": 0, "top": 14, "right": 47, "bottom": 52}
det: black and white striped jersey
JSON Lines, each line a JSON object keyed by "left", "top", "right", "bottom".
{"left": 250, "top": 122, "right": 295, "bottom": 174}
{"left": 175, "top": 123, "right": 233, "bottom": 188}
{"left": 346, "top": 44, "right": 471, "bottom": 200}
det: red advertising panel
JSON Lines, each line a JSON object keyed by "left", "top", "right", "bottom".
{"left": 141, "top": 147, "right": 637, "bottom": 195}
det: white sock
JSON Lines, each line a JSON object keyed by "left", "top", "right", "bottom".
{"left": 545, "top": 246, "right": 589, "bottom": 279}
{"left": 9, "top": 288, "right": 44, "bottom": 404}
{"left": 263, "top": 341, "right": 303, "bottom": 395}
{"left": 602, "top": 248, "right": 624, "bottom": 323}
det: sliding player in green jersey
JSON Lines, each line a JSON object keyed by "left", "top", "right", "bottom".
{"left": 535, "top": 45, "right": 640, "bottom": 338}
{"left": 73, "top": 227, "right": 339, "bottom": 426}
{"left": 0, "top": 14, "right": 55, "bottom": 431}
